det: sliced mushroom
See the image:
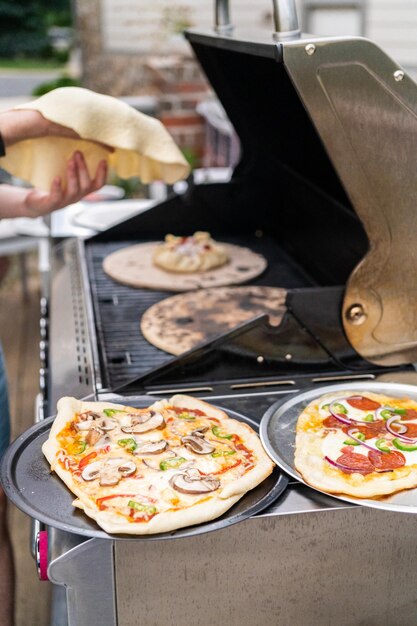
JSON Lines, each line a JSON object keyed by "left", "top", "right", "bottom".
{"left": 95, "top": 434, "right": 112, "bottom": 449}
{"left": 81, "top": 461, "right": 102, "bottom": 481}
{"left": 118, "top": 460, "right": 137, "bottom": 477}
{"left": 181, "top": 435, "right": 215, "bottom": 455}
{"left": 86, "top": 427, "right": 104, "bottom": 446}
{"left": 191, "top": 426, "right": 209, "bottom": 438}
{"left": 74, "top": 420, "right": 95, "bottom": 432}
{"left": 99, "top": 470, "right": 121, "bottom": 486}
{"left": 134, "top": 440, "right": 168, "bottom": 456}
{"left": 95, "top": 417, "right": 118, "bottom": 431}
{"left": 170, "top": 469, "right": 220, "bottom": 494}
{"left": 121, "top": 411, "right": 165, "bottom": 434}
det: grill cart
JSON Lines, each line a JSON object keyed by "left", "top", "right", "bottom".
{"left": 4, "top": 1, "right": 417, "bottom": 624}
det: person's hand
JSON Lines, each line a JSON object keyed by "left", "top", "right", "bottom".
{"left": 0, "top": 109, "right": 81, "bottom": 146}
{"left": 22, "top": 151, "right": 108, "bottom": 217}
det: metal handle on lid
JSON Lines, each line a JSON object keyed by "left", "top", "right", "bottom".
{"left": 214, "top": 0, "right": 300, "bottom": 39}
{"left": 272, "top": 0, "right": 301, "bottom": 40}
{"left": 215, "top": 0, "right": 233, "bottom": 34}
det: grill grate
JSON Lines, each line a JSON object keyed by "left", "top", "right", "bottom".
{"left": 85, "top": 235, "right": 316, "bottom": 391}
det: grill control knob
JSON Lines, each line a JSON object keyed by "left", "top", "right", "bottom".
{"left": 36, "top": 530, "right": 49, "bottom": 581}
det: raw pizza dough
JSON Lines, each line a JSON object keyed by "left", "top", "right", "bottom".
{"left": 0, "top": 87, "right": 189, "bottom": 190}
{"left": 295, "top": 390, "right": 417, "bottom": 498}
{"left": 42, "top": 394, "right": 274, "bottom": 535}
{"left": 103, "top": 242, "right": 267, "bottom": 291}
{"left": 153, "top": 232, "right": 229, "bottom": 273}
{"left": 141, "top": 286, "right": 287, "bottom": 355}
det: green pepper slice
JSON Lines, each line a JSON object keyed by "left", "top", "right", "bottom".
{"left": 160, "top": 457, "right": 186, "bottom": 471}
{"left": 332, "top": 402, "right": 347, "bottom": 415}
{"left": 103, "top": 408, "right": 126, "bottom": 417}
{"left": 212, "top": 426, "right": 232, "bottom": 440}
{"left": 363, "top": 414, "right": 374, "bottom": 422}
{"left": 127, "top": 500, "right": 157, "bottom": 515}
{"left": 177, "top": 411, "right": 195, "bottom": 420}
{"left": 343, "top": 432, "right": 365, "bottom": 446}
{"left": 321, "top": 403, "right": 330, "bottom": 411}
{"left": 74, "top": 441, "right": 87, "bottom": 455}
{"left": 118, "top": 438, "right": 137, "bottom": 452}
{"left": 211, "top": 450, "right": 236, "bottom": 458}
{"left": 392, "top": 438, "right": 417, "bottom": 452}
{"left": 380, "top": 408, "right": 406, "bottom": 420}
{"left": 375, "top": 438, "right": 391, "bottom": 453}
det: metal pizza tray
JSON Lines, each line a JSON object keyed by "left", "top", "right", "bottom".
{"left": 260, "top": 381, "right": 417, "bottom": 514}
{"left": 0, "top": 405, "right": 288, "bottom": 541}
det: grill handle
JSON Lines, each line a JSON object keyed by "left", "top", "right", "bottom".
{"left": 272, "top": 0, "right": 300, "bottom": 39}
{"left": 214, "top": 0, "right": 233, "bottom": 34}
{"left": 215, "top": 0, "right": 300, "bottom": 39}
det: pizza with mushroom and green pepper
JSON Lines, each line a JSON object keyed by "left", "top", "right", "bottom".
{"left": 295, "top": 390, "right": 417, "bottom": 498}
{"left": 42, "top": 394, "right": 274, "bottom": 534}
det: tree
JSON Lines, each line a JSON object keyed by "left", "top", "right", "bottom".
{"left": 0, "top": 0, "right": 71, "bottom": 58}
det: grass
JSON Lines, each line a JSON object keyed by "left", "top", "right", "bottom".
{"left": 0, "top": 57, "right": 66, "bottom": 70}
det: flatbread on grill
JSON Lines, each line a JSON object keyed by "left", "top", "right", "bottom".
{"left": 140, "top": 286, "right": 287, "bottom": 355}
{"left": 103, "top": 242, "right": 267, "bottom": 291}
{"left": 0, "top": 87, "right": 189, "bottom": 190}
{"left": 42, "top": 394, "right": 274, "bottom": 535}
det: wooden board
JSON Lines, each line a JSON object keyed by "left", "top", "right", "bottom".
{"left": 103, "top": 242, "right": 267, "bottom": 291}
{"left": 140, "top": 286, "right": 286, "bottom": 355}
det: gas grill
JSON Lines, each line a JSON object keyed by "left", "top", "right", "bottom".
{"left": 8, "top": 1, "right": 417, "bottom": 624}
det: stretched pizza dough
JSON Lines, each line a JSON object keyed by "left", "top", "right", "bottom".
{"left": 141, "top": 286, "right": 287, "bottom": 355}
{"left": 0, "top": 87, "right": 190, "bottom": 190}
{"left": 103, "top": 242, "right": 267, "bottom": 291}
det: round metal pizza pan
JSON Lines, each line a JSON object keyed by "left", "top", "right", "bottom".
{"left": 0, "top": 407, "right": 288, "bottom": 540}
{"left": 260, "top": 381, "right": 417, "bottom": 514}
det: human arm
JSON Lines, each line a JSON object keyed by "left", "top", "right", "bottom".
{"left": 0, "top": 109, "right": 109, "bottom": 217}
{"left": 0, "top": 151, "right": 108, "bottom": 218}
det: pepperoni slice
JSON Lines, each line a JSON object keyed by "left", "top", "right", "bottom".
{"left": 399, "top": 423, "right": 417, "bottom": 438}
{"left": 346, "top": 395, "right": 381, "bottom": 411}
{"left": 357, "top": 421, "right": 387, "bottom": 440}
{"left": 334, "top": 451, "right": 374, "bottom": 474}
{"left": 368, "top": 449, "right": 405, "bottom": 471}
{"left": 323, "top": 415, "right": 348, "bottom": 430}
{"left": 401, "top": 409, "right": 417, "bottom": 422}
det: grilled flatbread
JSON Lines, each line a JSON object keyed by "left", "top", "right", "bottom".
{"left": 42, "top": 394, "right": 274, "bottom": 535}
{"left": 295, "top": 390, "right": 417, "bottom": 498}
{"left": 103, "top": 242, "right": 267, "bottom": 291}
{"left": 141, "top": 286, "right": 286, "bottom": 355}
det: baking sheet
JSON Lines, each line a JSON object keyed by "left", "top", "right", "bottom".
{"left": 260, "top": 381, "right": 417, "bottom": 514}
{"left": 1, "top": 405, "right": 288, "bottom": 541}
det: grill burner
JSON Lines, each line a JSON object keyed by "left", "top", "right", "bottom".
{"left": 86, "top": 234, "right": 314, "bottom": 390}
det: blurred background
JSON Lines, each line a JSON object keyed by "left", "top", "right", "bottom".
{"left": 0, "top": 1, "right": 415, "bottom": 624}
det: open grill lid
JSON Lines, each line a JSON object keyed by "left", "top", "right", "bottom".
{"left": 184, "top": 1, "right": 417, "bottom": 367}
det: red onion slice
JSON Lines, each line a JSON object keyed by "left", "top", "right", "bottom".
{"left": 328, "top": 399, "right": 376, "bottom": 425}
{"left": 386, "top": 416, "right": 416, "bottom": 442}
{"left": 346, "top": 429, "right": 382, "bottom": 452}
{"left": 325, "top": 456, "right": 356, "bottom": 472}
{"left": 328, "top": 400, "right": 352, "bottom": 425}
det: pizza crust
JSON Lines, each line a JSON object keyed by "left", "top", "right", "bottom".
{"left": 0, "top": 87, "right": 189, "bottom": 190}
{"left": 294, "top": 390, "right": 417, "bottom": 498}
{"left": 42, "top": 394, "right": 274, "bottom": 534}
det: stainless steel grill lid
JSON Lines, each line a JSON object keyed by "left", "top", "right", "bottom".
{"left": 1, "top": 405, "right": 288, "bottom": 540}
